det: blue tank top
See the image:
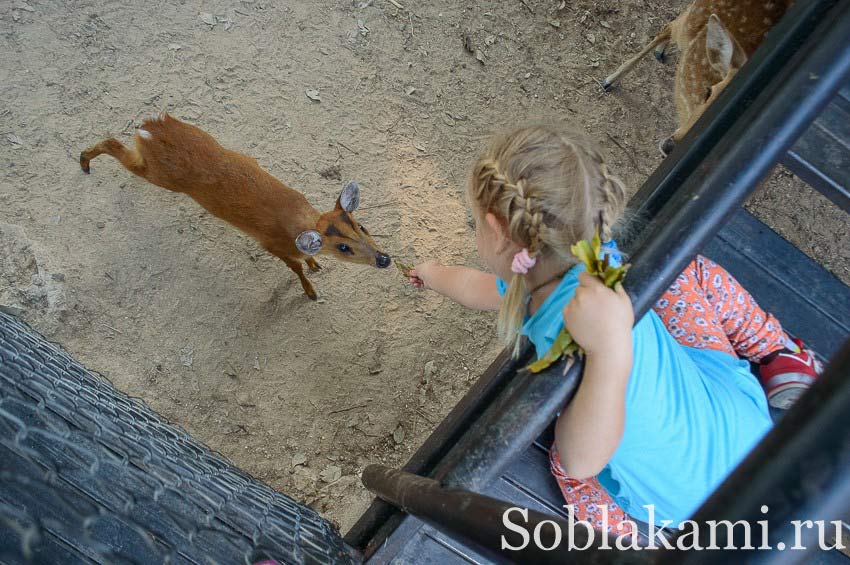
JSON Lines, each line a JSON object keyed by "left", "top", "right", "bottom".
{"left": 497, "top": 266, "right": 771, "bottom": 524}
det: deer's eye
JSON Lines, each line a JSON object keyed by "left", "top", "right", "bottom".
{"left": 359, "top": 224, "right": 369, "bottom": 234}
{"left": 337, "top": 243, "right": 352, "bottom": 254}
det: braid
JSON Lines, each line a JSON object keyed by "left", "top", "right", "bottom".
{"left": 587, "top": 150, "right": 626, "bottom": 241}
{"left": 478, "top": 160, "right": 544, "bottom": 255}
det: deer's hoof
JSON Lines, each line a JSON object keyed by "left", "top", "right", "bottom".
{"left": 80, "top": 153, "right": 91, "bottom": 174}
{"left": 601, "top": 79, "right": 614, "bottom": 92}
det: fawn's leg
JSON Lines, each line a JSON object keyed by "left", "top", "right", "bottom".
{"left": 80, "top": 137, "right": 146, "bottom": 175}
{"left": 654, "top": 39, "right": 671, "bottom": 62}
{"left": 305, "top": 257, "right": 321, "bottom": 272}
{"left": 602, "top": 23, "right": 672, "bottom": 90}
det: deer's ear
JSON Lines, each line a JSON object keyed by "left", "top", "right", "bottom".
{"left": 295, "top": 230, "right": 323, "bottom": 256}
{"left": 336, "top": 181, "right": 361, "bottom": 212}
{"left": 706, "top": 14, "right": 746, "bottom": 76}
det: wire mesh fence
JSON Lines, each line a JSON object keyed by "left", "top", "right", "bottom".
{"left": 0, "top": 311, "right": 358, "bottom": 565}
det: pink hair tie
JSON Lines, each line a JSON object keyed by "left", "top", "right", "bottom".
{"left": 511, "top": 248, "right": 536, "bottom": 274}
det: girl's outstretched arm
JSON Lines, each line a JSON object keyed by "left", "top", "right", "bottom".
{"left": 409, "top": 260, "right": 502, "bottom": 311}
{"left": 555, "top": 271, "right": 634, "bottom": 479}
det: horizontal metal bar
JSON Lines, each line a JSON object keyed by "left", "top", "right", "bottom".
{"left": 362, "top": 464, "right": 651, "bottom": 564}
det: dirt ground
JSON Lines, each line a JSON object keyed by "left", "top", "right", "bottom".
{"left": 1, "top": 0, "right": 848, "bottom": 535}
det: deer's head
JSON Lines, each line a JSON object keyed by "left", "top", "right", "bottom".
{"left": 295, "top": 181, "right": 392, "bottom": 269}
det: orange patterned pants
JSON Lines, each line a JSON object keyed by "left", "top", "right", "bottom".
{"left": 551, "top": 255, "right": 789, "bottom": 534}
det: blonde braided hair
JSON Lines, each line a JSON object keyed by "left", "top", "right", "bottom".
{"left": 468, "top": 124, "right": 628, "bottom": 356}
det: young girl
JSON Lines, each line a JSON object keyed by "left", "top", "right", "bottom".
{"left": 408, "top": 124, "right": 819, "bottom": 533}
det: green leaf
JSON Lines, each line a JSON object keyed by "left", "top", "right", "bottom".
{"left": 571, "top": 240, "right": 595, "bottom": 271}
{"left": 528, "top": 327, "right": 575, "bottom": 373}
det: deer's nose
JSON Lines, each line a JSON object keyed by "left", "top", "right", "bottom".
{"left": 376, "top": 253, "right": 392, "bottom": 269}
{"left": 660, "top": 137, "right": 676, "bottom": 156}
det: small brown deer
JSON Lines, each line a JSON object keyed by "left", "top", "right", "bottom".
{"left": 602, "top": 0, "right": 793, "bottom": 154}
{"left": 80, "top": 113, "right": 391, "bottom": 300}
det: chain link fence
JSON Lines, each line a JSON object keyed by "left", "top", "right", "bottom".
{"left": 0, "top": 311, "right": 358, "bottom": 564}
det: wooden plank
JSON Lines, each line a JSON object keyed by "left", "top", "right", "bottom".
{"left": 387, "top": 528, "right": 480, "bottom": 565}
{"left": 783, "top": 96, "right": 850, "bottom": 213}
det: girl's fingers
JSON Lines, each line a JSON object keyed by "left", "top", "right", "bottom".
{"left": 614, "top": 281, "right": 627, "bottom": 295}
{"left": 578, "top": 270, "right": 605, "bottom": 289}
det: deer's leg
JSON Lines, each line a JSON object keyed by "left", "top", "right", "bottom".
{"left": 80, "top": 137, "right": 146, "bottom": 176}
{"left": 278, "top": 256, "right": 317, "bottom": 300}
{"left": 263, "top": 246, "right": 318, "bottom": 300}
{"left": 654, "top": 39, "right": 671, "bottom": 62}
{"left": 602, "top": 23, "right": 673, "bottom": 91}
{"left": 305, "top": 257, "right": 322, "bottom": 272}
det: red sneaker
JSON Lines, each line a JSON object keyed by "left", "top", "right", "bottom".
{"left": 759, "top": 338, "right": 822, "bottom": 409}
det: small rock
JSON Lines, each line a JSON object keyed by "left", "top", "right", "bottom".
{"left": 13, "top": 1, "right": 35, "bottom": 12}
{"left": 7, "top": 134, "right": 23, "bottom": 146}
{"left": 320, "top": 465, "right": 342, "bottom": 483}
{"left": 393, "top": 425, "right": 405, "bottom": 445}
{"left": 319, "top": 164, "right": 342, "bottom": 181}
{"left": 305, "top": 89, "right": 321, "bottom": 102}
{"left": 199, "top": 12, "right": 216, "bottom": 25}
{"left": 292, "top": 452, "right": 308, "bottom": 467}
{"left": 168, "top": 43, "right": 182, "bottom": 50}
{"left": 549, "top": 19, "right": 561, "bottom": 28}
{"left": 51, "top": 273, "right": 65, "bottom": 282}
{"left": 96, "top": 221, "right": 105, "bottom": 229}
{"left": 180, "top": 345, "right": 194, "bottom": 367}
{"left": 586, "top": 33, "right": 596, "bottom": 44}
{"left": 424, "top": 360, "right": 438, "bottom": 378}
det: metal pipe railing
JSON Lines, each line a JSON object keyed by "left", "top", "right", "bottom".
{"left": 361, "top": 465, "right": 651, "bottom": 564}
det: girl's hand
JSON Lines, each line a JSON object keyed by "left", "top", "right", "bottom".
{"left": 563, "top": 271, "right": 634, "bottom": 356}
{"left": 408, "top": 260, "right": 441, "bottom": 290}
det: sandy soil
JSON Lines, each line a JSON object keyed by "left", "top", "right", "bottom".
{"left": 1, "top": 0, "right": 847, "bottom": 534}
